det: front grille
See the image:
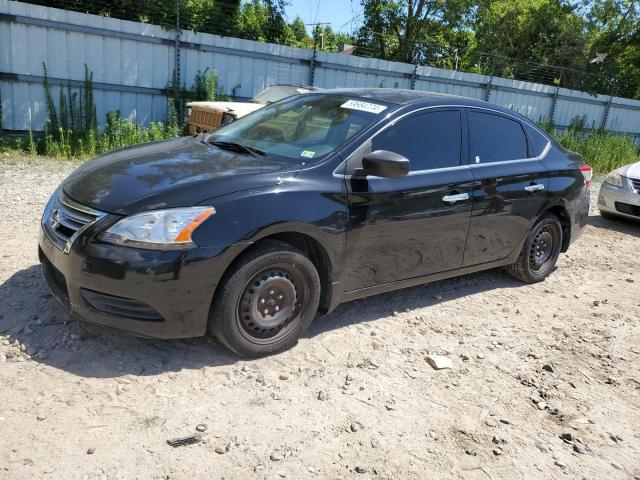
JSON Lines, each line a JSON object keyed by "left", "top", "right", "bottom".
{"left": 630, "top": 178, "right": 640, "bottom": 194}
{"left": 39, "top": 247, "right": 70, "bottom": 308}
{"left": 615, "top": 202, "right": 640, "bottom": 217}
{"left": 81, "top": 289, "right": 164, "bottom": 321}
{"left": 43, "top": 190, "right": 106, "bottom": 253}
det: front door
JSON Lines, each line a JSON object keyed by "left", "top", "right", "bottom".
{"left": 342, "top": 109, "right": 474, "bottom": 292}
{"left": 463, "top": 109, "right": 550, "bottom": 266}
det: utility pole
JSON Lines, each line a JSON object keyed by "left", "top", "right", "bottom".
{"left": 306, "top": 22, "right": 331, "bottom": 87}
{"left": 174, "top": 0, "right": 182, "bottom": 122}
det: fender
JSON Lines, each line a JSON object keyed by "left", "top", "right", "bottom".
{"left": 192, "top": 173, "right": 348, "bottom": 308}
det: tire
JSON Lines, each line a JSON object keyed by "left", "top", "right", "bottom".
{"left": 209, "top": 240, "right": 321, "bottom": 358}
{"left": 505, "top": 213, "right": 563, "bottom": 283}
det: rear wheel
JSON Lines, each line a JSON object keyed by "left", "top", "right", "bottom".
{"left": 506, "top": 213, "right": 563, "bottom": 283}
{"left": 209, "top": 240, "right": 321, "bottom": 358}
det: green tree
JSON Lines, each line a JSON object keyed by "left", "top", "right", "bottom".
{"left": 235, "top": 0, "right": 267, "bottom": 41}
{"left": 23, "top": 0, "right": 240, "bottom": 35}
{"left": 290, "top": 16, "right": 309, "bottom": 46}
{"left": 235, "top": 0, "right": 292, "bottom": 44}
{"left": 585, "top": 0, "right": 640, "bottom": 98}
{"left": 472, "top": 0, "right": 588, "bottom": 87}
{"left": 312, "top": 25, "right": 354, "bottom": 52}
{"left": 356, "top": 0, "right": 474, "bottom": 65}
{"left": 263, "top": 0, "right": 290, "bottom": 44}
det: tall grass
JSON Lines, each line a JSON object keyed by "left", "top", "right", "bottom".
{"left": 2, "top": 65, "right": 244, "bottom": 160}
{"left": 1, "top": 119, "right": 179, "bottom": 159}
{"left": 541, "top": 117, "right": 639, "bottom": 173}
{"left": 0, "top": 63, "right": 180, "bottom": 159}
{"left": 43, "top": 112, "right": 180, "bottom": 158}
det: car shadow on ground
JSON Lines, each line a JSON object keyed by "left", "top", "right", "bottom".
{"left": 307, "top": 268, "right": 524, "bottom": 338}
{"left": 0, "top": 265, "right": 239, "bottom": 378}
{"left": 1, "top": 264, "right": 526, "bottom": 379}
{"left": 588, "top": 213, "right": 640, "bottom": 237}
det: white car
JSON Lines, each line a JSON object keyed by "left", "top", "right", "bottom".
{"left": 598, "top": 161, "right": 640, "bottom": 221}
{"left": 186, "top": 85, "right": 322, "bottom": 133}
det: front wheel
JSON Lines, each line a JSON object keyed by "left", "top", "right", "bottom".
{"left": 505, "top": 213, "right": 563, "bottom": 283}
{"left": 209, "top": 240, "right": 321, "bottom": 358}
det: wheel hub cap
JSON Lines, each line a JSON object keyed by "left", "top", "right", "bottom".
{"left": 530, "top": 227, "right": 553, "bottom": 269}
{"left": 241, "top": 273, "right": 297, "bottom": 332}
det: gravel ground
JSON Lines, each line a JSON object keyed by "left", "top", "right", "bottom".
{"left": 1, "top": 156, "right": 639, "bottom": 480}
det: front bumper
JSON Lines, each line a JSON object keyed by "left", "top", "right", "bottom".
{"left": 598, "top": 180, "right": 640, "bottom": 221}
{"left": 38, "top": 225, "right": 245, "bottom": 339}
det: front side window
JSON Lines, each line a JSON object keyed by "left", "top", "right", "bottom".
{"left": 469, "top": 111, "right": 528, "bottom": 163}
{"left": 371, "top": 110, "right": 462, "bottom": 171}
{"left": 208, "top": 94, "right": 389, "bottom": 161}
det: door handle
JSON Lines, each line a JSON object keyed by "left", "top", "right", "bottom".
{"left": 442, "top": 192, "right": 469, "bottom": 203}
{"left": 524, "top": 184, "right": 545, "bottom": 193}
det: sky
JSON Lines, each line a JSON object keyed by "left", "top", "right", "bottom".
{"left": 284, "top": 0, "right": 364, "bottom": 35}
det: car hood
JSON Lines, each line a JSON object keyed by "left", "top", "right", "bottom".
{"left": 620, "top": 161, "right": 640, "bottom": 179}
{"left": 62, "top": 136, "right": 300, "bottom": 215}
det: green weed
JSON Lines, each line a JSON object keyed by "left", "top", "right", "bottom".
{"left": 543, "top": 116, "right": 639, "bottom": 173}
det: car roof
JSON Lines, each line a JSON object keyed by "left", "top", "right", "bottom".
{"left": 320, "top": 87, "right": 516, "bottom": 114}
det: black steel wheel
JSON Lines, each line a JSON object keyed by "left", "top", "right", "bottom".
{"left": 506, "top": 213, "right": 562, "bottom": 283}
{"left": 528, "top": 225, "right": 554, "bottom": 273}
{"left": 209, "top": 240, "right": 321, "bottom": 357}
{"left": 237, "top": 265, "right": 308, "bottom": 345}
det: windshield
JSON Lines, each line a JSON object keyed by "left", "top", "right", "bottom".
{"left": 252, "top": 85, "right": 313, "bottom": 105}
{"left": 207, "top": 94, "right": 390, "bottom": 161}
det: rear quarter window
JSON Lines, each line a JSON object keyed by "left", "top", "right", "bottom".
{"left": 524, "top": 123, "right": 551, "bottom": 157}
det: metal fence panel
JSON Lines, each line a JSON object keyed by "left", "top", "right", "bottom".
{"left": 315, "top": 52, "right": 414, "bottom": 90}
{"left": 1, "top": 0, "right": 639, "bottom": 146}
{"left": 180, "top": 29, "right": 311, "bottom": 99}
{"left": 487, "top": 77, "right": 552, "bottom": 121}
{"left": 608, "top": 105, "right": 640, "bottom": 134}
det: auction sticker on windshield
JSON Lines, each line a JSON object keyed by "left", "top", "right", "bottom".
{"left": 341, "top": 100, "right": 387, "bottom": 114}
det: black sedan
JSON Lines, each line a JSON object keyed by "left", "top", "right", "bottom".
{"left": 39, "top": 89, "right": 591, "bottom": 357}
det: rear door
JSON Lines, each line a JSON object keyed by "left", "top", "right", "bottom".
{"left": 342, "top": 108, "right": 474, "bottom": 292}
{"left": 463, "top": 109, "right": 549, "bottom": 267}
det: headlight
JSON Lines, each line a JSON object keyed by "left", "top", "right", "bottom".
{"left": 99, "top": 207, "right": 215, "bottom": 250}
{"left": 221, "top": 113, "right": 236, "bottom": 127}
{"left": 604, "top": 171, "right": 624, "bottom": 188}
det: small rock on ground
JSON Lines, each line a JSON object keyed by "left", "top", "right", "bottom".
{"left": 425, "top": 355, "right": 453, "bottom": 370}
{"left": 270, "top": 451, "right": 284, "bottom": 462}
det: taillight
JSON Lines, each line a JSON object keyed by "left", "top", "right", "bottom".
{"left": 578, "top": 165, "right": 592, "bottom": 188}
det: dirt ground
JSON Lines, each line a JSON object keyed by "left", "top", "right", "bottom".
{"left": 1, "top": 155, "right": 639, "bottom": 480}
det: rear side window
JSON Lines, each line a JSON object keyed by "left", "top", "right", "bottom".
{"left": 372, "top": 110, "right": 462, "bottom": 170}
{"left": 524, "top": 123, "right": 551, "bottom": 157}
{"left": 469, "top": 111, "right": 527, "bottom": 163}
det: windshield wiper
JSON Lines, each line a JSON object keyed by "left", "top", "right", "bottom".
{"left": 209, "top": 140, "right": 266, "bottom": 158}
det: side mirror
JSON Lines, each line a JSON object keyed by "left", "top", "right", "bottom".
{"left": 360, "top": 150, "right": 410, "bottom": 178}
